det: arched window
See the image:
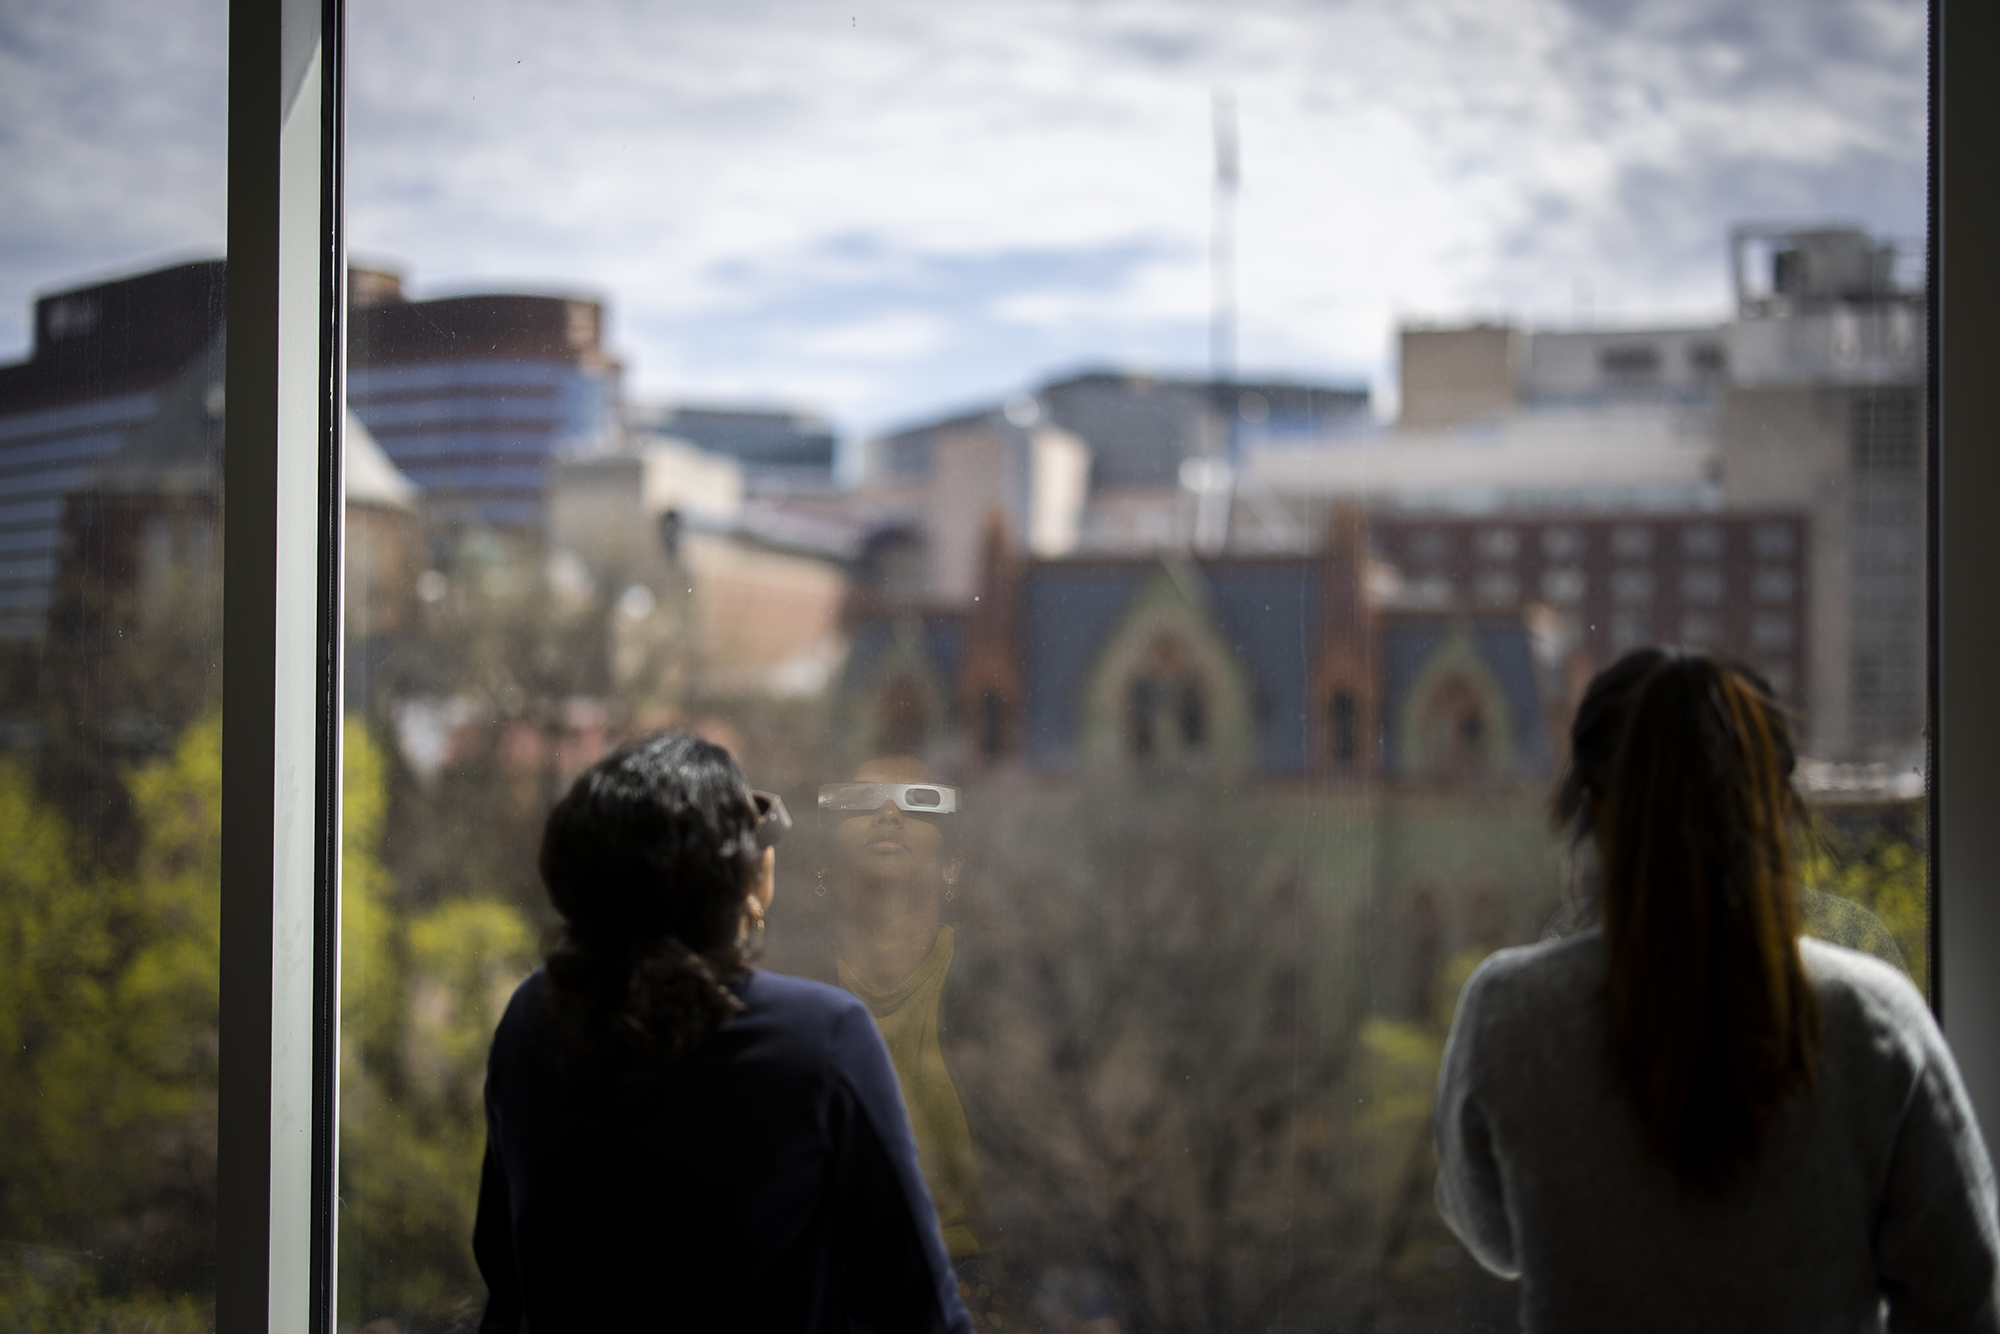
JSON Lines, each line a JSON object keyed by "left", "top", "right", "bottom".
{"left": 1177, "top": 679, "right": 1207, "bottom": 750}
{"left": 1123, "top": 634, "right": 1211, "bottom": 763}
{"left": 1127, "top": 675, "right": 1159, "bottom": 758}
{"left": 1420, "top": 674, "right": 1489, "bottom": 776}
{"left": 980, "top": 687, "right": 1007, "bottom": 760}
{"left": 877, "top": 674, "right": 929, "bottom": 756}
{"left": 1329, "top": 688, "right": 1358, "bottom": 768}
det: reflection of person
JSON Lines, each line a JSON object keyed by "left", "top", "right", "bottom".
{"left": 473, "top": 733, "right": 971, "bottom": 1333}
{"left": 819, "top": 757, "right": 992, "bottom": 1262}
{"left": 1435, "top": 650, "right": 2000, "bottom": 1331}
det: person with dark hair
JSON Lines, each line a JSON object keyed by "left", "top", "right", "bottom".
{"left": 1434, "top": 649, "right": 2000, "bottom": 1331}
{"left": 471, "top": 731, "right": 972, "bottom": 1333}
{"left": 1541, "top": 649, "right": 1911, "bottom": 970}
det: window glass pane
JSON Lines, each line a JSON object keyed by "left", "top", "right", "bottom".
{"left": 0, "top": 0, "right": 228, "bottom": 1322}
{"left": 342, "top": 1, "right": 1929, "bottom": 1326}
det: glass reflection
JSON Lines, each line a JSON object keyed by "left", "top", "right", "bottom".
{"left": 334, "top": 0, "right": 1932, "bottom": 1328}
{"left": 819, "top": 762, "right": 994, "bottom": 1272}
{"left": 0, "top": 3, "right": 227, "bottom": 1321}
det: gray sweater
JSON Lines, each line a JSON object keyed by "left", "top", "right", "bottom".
{"left": 1436, "top": 931, "right": 2000, "bottom": 1333}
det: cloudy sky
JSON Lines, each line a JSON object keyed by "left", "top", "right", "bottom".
{"left": 2, "top": 0, "right": 1927, "bottom": 436}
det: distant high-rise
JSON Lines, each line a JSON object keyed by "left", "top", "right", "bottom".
{"left": 1719, "top": 225, "right": 1926, "bottom": 762}
{"left": 346, "top": 267, "right": 621, "bottom": 534}
{"left": 857, "top": 370, "right": 1373, "bottom": 590}
{"left": 626, "top": 402, "right": 837, "bottom": 496}
{"left": 0, "top": 260, "right": 227, "bottom": 641}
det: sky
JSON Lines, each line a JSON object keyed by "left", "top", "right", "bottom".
{"left": 0, "top": 0, "right": 1928, "bottom": 438}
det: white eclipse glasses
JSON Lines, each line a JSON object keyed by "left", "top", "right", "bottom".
{"left": 817, "top": 782, "right": 959, "bottom": 816}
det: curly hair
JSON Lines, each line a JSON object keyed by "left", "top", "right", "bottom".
{"left": 539, "top": 731, "right": 762, "bottom": 1078}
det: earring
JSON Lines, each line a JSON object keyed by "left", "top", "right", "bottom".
{"left": 944, "top": 886, "right": 956, "bottom": 903}
{"left": 815, "top": 867, "right": 827, "bottom": 897}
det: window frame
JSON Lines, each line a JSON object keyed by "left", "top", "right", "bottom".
{"left": 209, "top": 0, "right": 2000, "bottom": 1326}
{"left": 1932, "top": 0, "right": 2000, "bottom": 1155}
{"left": 218, "top": 0, "right": 345, "bottom": 1328}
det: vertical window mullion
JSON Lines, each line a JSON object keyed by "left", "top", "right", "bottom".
{"left": 219, "top": 0, "right": 345, "bottom": 1329}
{"left": 1934, "top": 0, "right": 2000, "bottom": 1144}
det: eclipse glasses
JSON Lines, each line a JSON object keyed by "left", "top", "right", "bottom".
{"left": 751, "top": 790, "right": 793, "bottom": 851}
{"left": 817, "top": 782, "right": 960, "bottom": 816}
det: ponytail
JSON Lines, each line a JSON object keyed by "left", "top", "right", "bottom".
{"left": 1579, "top": 651, "right": 1821, "bottom": 1191}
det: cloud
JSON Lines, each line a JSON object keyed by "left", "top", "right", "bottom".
{"left": 0, "top": 0, "right": 1926, "bottom": 438}
{"left": 0, "top": 0, "right": 227, "bottom": 359}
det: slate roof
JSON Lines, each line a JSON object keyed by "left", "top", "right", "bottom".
{"left": 848, "top": 553, "right": 1552, "bottom": 783}
{"left": 1376, "top": 615, "right": 1551, "bottom": 779}
{"left": 1019, "top": 556, "right": 1324, "bottom": 774}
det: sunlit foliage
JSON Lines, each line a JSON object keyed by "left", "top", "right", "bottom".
{"left": 1802, "top": 813, "right": 1929, "bottom": 994}
{"left": 0, "top": 715, "right": 222, "bottom": 1311}
{"left": 338, "top": 720, "right": 538, "bottom": 1327}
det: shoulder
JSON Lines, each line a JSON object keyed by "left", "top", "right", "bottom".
{"left": 493, "top": 966, "right": 554, "bottom": 1043}
{"left": 738, "top": 969, "right": 905, "bottom": 1121}
{"left": 741, "top": 968, "right": 871, "bottom": 1027}
{"left": 1800, "top": 889, "right": 1911, "bottom": 974}
{"left": 1801, "top": 936, "right": 1939, "bottom": 1065}
{"left": 737, "top": 969, "right": 884, "bottom": 1066}
{"left": 1459, "top": 928, "right": 1606, "bottom": 1020}
{"left": 1443, "top": 931, "right": 1604, "bottom": 1087}
{"left": 484, "top": 967, "right": 558, "bottom": 1086}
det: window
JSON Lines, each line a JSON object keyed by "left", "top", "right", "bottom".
{"left": 1600, "top": 343, "right": 1662, "bottom": 378}
{"left": 1330, "top": 688, "right": 1359, "bottom": 768}
{"left": 330, "top": 6, "right": 1942, "bottom": 1324}
{"left": 1611, "top": 524, "right": 1655, "bottom": 559}
{"left": 1681, "top": 566, "right": 1726, "bottom": 604}
{"left": 1681, "top": 523, "right": 1726, "bottom": 559}
{"left": 1475, "top": 525, "right": 1520, "bottom": 561}
{"left": 13, "top": 0, "right": 1996, "bottom": 1327}
{"left": 1474, "top": 566, "right": 1521, "bottom": 604}
{"left": 1541, "top": 566, "right": 1588, "bottom": 604}
{"left": 1123, "top": 637, "right": 1212, "bottom": 763}
{"left": 1612, "top": 567, "right": 1656, "bottom": 604}
{"left": 0, "top": 1, "right": 235, "bottom": 1317}
{"left": 1541, "top": 526, "right": 1586, "bottom": 560}
{"left": 980, "top": 687, "right": 1007, "bottom": 760}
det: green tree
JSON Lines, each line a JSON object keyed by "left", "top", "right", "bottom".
{"left": 339, "top": 719, "right": 537, "bottom": 1327}
{"left": 0, "top": 713, "right": 223, "bottom": 1312}
{"left": 1801, "top": 813, "right": 1929, "bottom": 992}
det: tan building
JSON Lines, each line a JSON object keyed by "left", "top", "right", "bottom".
{"left": 1718, "top": 227, "right": 1925, "bottom": 764}
{"left": 1720, "top": 385, "right": 1922, "bottom": 762}
{"left": 1398, "top": 325, "right": 1521, "bottom": 429}
{"left": 550, "top": 446, "right": 850, "bottom": 701}
{"left": 856, "top": 407, "right": 1091, "bottom": 602}
{"left": 1368, "top": 226, "right": 1922, "bottom": 763}
{"left": 344, "top": 413, "right": 423, "bottom": 645}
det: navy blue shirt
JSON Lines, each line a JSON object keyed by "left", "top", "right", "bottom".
{"left": 474, "top": 967, "right": 974, "bottom": 1333}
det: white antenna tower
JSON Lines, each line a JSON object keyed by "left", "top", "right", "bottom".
{"left": 1211, "top": 88, "right": 1239, "bottom": 388}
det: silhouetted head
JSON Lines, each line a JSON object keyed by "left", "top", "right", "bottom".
{"left": 542, "top": 731, "right": 762, "bottom": 954}
{"left": 540, "top": 731, "right": 767, "bottom": 1072}
{"left": 1553, "top": 646, "right": 1798, "bottom": 847}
